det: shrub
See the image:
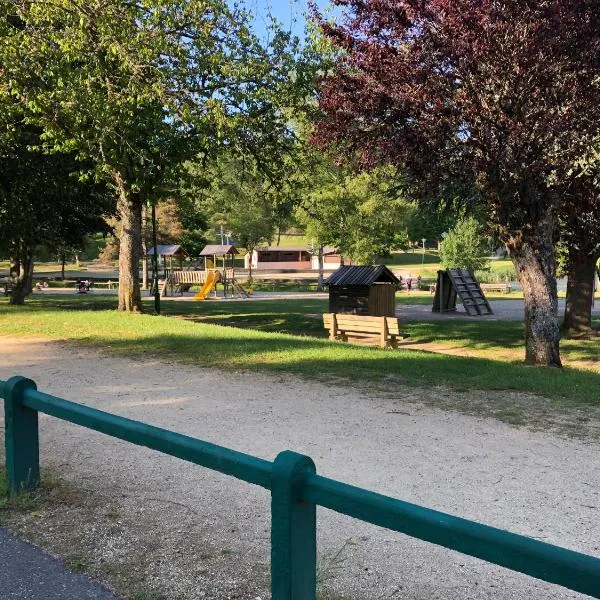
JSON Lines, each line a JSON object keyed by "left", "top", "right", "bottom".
{"left": 440, "top": 217, "right": 490, "bottom": 273}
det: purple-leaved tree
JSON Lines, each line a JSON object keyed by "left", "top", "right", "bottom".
{"left": 314, "top": 0, "right": 600, "bottom": 366}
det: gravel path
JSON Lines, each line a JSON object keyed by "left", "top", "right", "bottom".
{"left": 0, "top": 337, "right": 598, "bottom": 600}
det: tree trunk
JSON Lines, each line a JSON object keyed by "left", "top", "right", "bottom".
{"left": 61, "top": 253, "right": 65, "bottom": 280}
{"left": 563, "top": 249, "right": 599, "bottom": 338}
{"left": 247, "top": 246, "right": 254, "bottom": 282}
{"left": 141, "top": 203, "right": 148, "bottom": 291}
{"left": 509, "top": 237, "right": 561, "bottom": 367}
{"left": 24, "top": 253, "right": 34, "bottom": 296}
{"left": 116, "top": 181, "right": 143, "bottom": 312}
{"left": 151, "top": 202, "right": 160, "bottom": 315}
{"left": 317, "top": 244, "right": 324, "bottom": 292}
{"left": 9, "top": 248, "right": 34, "bottom": 305}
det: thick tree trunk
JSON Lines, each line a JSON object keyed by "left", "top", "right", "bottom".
{"left": 563, "top": 249, "right": 599, "bottom": 338}
{"left": 317, "top": 244, "right": 324, "bottom": 292}
{"left": 9, "top": 248, "right": 34, "bottom": 305}
{"left": 510, "top": 237, "right": 561, "bottom": 367}
{"left": 116, "top": 183, "right": 143, "bottom": 312}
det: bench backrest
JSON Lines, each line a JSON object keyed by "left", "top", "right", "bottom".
{"left": 323, "top": 313, "right": 400, "bottom": 335}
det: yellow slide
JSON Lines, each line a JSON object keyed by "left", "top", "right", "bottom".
{"left": 194, "top": 271, "right": 219, "bottom": 300}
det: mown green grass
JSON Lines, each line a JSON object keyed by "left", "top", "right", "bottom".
{"left": 1, "top": 295, "right": 599, "bottom": 412}
{"left": 381, "top": 251, "right": 516, "bottom": 279}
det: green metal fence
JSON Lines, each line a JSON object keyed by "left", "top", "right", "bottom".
{"left": 2, "top": 375, "right": 599, "bottom": 599}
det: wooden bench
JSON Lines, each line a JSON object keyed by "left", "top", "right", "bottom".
{"left": 92, "top": 280, "right": 116, "bottom": 290}
{"left": 1, "top": 278, "right": 14, "bottom": 296}
{"left": 480, "top": 283, "right": 512, "bottom": 293}
{"left": 323, "top": 313, "right": 409, "bottom": 349}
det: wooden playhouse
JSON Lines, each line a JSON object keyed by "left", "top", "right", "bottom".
{"left": 325, "top": 265, "right": 400, "bottom": 317}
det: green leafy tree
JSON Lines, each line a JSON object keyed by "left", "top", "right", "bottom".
{"left": 2, "top": 0, "right": 308, "bottom": 311}
{"left": 0, "top": 125, "right": 113, "bottom": 304}
{"left": 297, "top": 166, "right": 411, "bottom": 264}
{"left": 439, "top": 216, "right": 490, "bottom": 273}
{"left": 200, "top": 155, "right": 279, "bottom": 278}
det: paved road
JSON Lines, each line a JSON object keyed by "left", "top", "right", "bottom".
{"left": 0, "top": 528, "right": 119, "bottom": 600}
{"left": 397, "top": 298, "right": 600, "bottom": 321}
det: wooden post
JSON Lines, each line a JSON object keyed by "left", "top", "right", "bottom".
{"left": 380, "top": 316, "right": 388, "bottom": 348}
{"left": 329, "top": 313, "right": 338, "bottom": 340}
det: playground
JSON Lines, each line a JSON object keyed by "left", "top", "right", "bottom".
{"left": 2, "top": 293, "right": 600, "bottom": 427}
{"left": 1, "top": 336, "right": 599, "bottom": 600}
{"left": 2, "top": 268, "right": 600, "bottom": 599}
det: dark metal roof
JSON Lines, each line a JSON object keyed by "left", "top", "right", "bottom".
{"left": 146, "top": 244, "right": 186, "bottom": 257}
{"left": 253, "top": 246, "right": 340, "bottom": 255}
{"left": 255, "top": 246, "right": 310, "bottom": 252}
{"left": 325, "top": 265, "right": 400, "bottom": 286}
{"left": 199, "top": 244, "right": 239, "bottom": 256}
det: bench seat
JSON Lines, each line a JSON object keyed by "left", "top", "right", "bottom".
{"left": 480, "top": 283, "right": 512, "bottom": 293}
{"left": 323, "top": 313, "right": 409, "bottom": 348}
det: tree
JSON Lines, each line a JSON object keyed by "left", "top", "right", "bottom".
{"left": 559, "top": 178, "right": 600, "bottom": 337}
{"left": 297, "top": 166, "right": 411, "bottom": 264}
{"left": 0, "top": 124, "right": 112, "bottom": 304}
{"left": 313, "top": 1, "right": 600, "bottom": 366}
{"left": 2, "top": 0, "right": 306, "bottom": 312}
{"left": 200, "top": 155, "right": 279, "bottom": 279}
{"left": 100, "top": 198, "right": 207, "bottom": 264}
{"left": 439, "top": 216, "right": 490, "bottom": 273}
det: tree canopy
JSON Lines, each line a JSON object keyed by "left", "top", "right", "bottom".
{"left": 0, "top": 123, "right": 113, "bottom": 303}
{"left": 439, "top": 216, "right": 490, "bottom": 274}
{"left": 297, "top": 166, "right": 411, "bottom": 264}
{"left": 1, "top": 0, "right": 315, "bottom": 311}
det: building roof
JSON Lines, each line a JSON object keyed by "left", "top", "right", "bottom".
{"left": 199, "top": 244, "right": 239, "bottom": 256}
{"left": 146, "top": 244, "right": 186, "bottom": 257}
{"left": 255, "top": 246, "right": 310, "bottom": 252}
{"left": 254, "top": 246, "right": 340, "bottom": 254}
{"left": 325, "top": 265, "right": 400, "bottom": 286}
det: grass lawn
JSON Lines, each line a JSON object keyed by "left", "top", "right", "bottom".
{"left": 381, "top": 251, "right": 516, "bottom": 280}
{"left": 2, "top": 294, "right": 600, "bottom": 438}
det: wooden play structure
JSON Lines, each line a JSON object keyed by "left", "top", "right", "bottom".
{"left": 325, "top": 265, "right": 400, "bottom": 317}
{"left": 195, "top": 244, "right": 248, "bottom": 300}
{"left": 157, "top": 244, "right": 249, "bottom": 300}
{"left": 432, "top": 269, "right": 493, "bottom": 316}
{"left": 147, "top": 245, "right": 187, "bottom": 274}
{"left": 323, "top": 313, "right": 409, "bottom": 348}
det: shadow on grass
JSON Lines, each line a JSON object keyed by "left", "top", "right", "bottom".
{"left": 406, "top": 320, "right": 525, "bottom": 349}
{"left": 3, "top": 296, "right": 600, "bottom": 412}
{"left": 83, "top": 327, "right": 600, "bottom": 410}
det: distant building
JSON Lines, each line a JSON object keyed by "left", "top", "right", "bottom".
{"left": 245, "top": 246, "right": 347, "bottom": 271}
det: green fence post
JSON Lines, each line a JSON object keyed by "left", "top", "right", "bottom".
{"left": 3, "top": 376, "right": 39, "bottom": 493}
{"left": 271, "top": 450, "right": 317, "bottom": 600}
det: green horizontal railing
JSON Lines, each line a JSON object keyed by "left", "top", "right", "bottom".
{"left": 2, "top": 375, "right": 599, "bottom": 599}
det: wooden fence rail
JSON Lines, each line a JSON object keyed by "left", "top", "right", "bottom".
{"left": 2, "top": 376, "right": 599, "bottom": 599}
